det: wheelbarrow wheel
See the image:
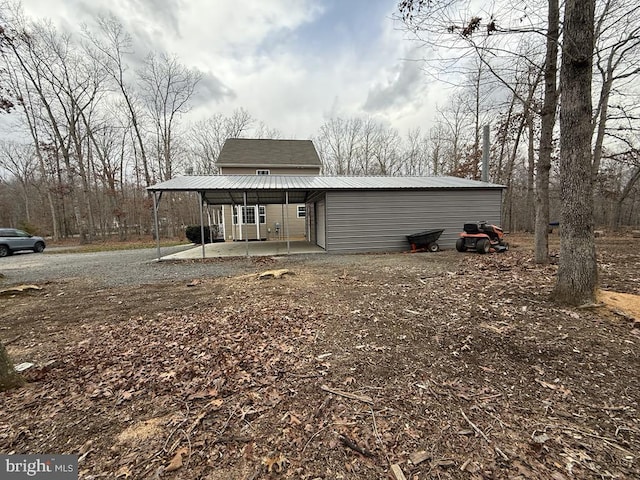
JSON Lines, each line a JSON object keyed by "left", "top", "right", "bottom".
{"left": 428, "top": 243, "right": 439, "bottom": 252}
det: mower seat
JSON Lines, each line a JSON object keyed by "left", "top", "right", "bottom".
{"left": 463, "top": 223, "right": 480, "bottom": 234}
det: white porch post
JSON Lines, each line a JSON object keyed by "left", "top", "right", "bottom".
{"left": 152, "top": 191, "right": 162, "bottom": 261}
{"left": 243, "top": 192, "right": 249, "bottom": 256}
{"left": 221, "top": 205, "right": 227, "bottom": 241}
{"left": 285, "top": 191, "right": 290, "bottom": 254}
{"left": 256, "top": 204, "right": 260, "bottom": 240}
{"left": 199, "top": 192, "right": 206, "bottom": 259}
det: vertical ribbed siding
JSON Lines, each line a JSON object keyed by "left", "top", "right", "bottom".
{"left": 307, "top": 202, "right": 316, "bottom": 245}
{"left": 325, "top": 190, "right": 503, "bottom": 253}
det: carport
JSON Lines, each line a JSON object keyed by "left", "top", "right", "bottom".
{"left": 147, "top": 175, "right": 505, "bottom": 261}
{"left": 147, "top": 175, "right": 322, "bottom": 261}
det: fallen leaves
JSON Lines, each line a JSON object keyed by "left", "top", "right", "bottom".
{"left": 165, "top": 447, "right": 189, "bottom": 472}
{"left": 262, "top": 453, "right": 288, "bottom": 473}
{"left": 1, "top": 241, "right": 639, "bottom": 479}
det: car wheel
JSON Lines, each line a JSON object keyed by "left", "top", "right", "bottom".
{"left": 33, "top": 242, "right": 45, "bottom": 253}
{"left": 455, "top": 238, "right": 466, "bottom": 252}
{"left": 0, "top": 245, "right": 9, "bottom": 257}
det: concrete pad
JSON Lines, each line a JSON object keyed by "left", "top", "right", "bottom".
{"left": 160, "top": 240, "right": 325, "bottom": 260}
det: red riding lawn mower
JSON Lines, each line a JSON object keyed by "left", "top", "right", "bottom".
{"left": 455, "top": 222, "right": 509, "bottom": 254}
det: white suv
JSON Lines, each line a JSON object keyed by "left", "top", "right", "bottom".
{"left": 0, "top": 228, "right": 46, "bottom": 257}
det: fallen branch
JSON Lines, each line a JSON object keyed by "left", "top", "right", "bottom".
{"left": 339, "top": 434, "right": 375, "bottom": 458}
{"left": 577, "top": 302, "right": 604, "bottom": 309}
{"left": 562, "top": 426, "right": 635, "bottom": 455}
{"left": 321, "top": 384, "right": 373, "bottom": 405}
{"left": 370, "top": 406, "right": 389, "bottom": 463}
{"left": 460, "top": 409, "right": 490, "bottom": 443}
{"left": 390, "top": 463, "right": 407, "bottom": 480}
{"left": 302, "top": 424, "right": 332, "bottom": 454}
{"left": 213, "top": 436, "right": 251, "bottom": 444}
{"left": 495, "top": 446, "right": 509, "bottom": 461}
{"left": 0, "top": 284, "right": 42, "bottom": 295}
{"left": 4, "top": 335, "right": 22, "bottom": 346}
{"left": 258, "top": 269, "right": 293, "bottom": 280}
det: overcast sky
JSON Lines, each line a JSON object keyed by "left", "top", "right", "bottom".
{"left": 17, "top": 0, "right": 444, "bottom": 139}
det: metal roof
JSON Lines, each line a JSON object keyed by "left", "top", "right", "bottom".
{"left": 216, "top": 139, "right": 322, "bottom": 168}
{"left": 148, "top": 175, "right": 505, "bottom": 205}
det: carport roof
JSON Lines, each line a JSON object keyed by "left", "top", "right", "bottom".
{"left": 147, "top": 175, "right": 505, "bottom": 205}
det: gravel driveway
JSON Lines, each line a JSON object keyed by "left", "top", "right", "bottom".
{"left": 0, "top": 242, "right": 463, "bottom": 288}
{"left": 0, "top": 245, "right": 392, "bottom": 288}
{"left": 0, "top": 245, "right": 261, "bottom": 287}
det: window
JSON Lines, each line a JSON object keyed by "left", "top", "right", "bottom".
{"left": 243, "top": 207, "right": 256, "bottom": 224}
{"left": 256, "top": 169, "right": 270, "bottom": 175}
{"left": 233, "top": 206, "right": 266, "bottom": 224}
{"left": 297, "top": 205, "right": 306, "bottom": 218}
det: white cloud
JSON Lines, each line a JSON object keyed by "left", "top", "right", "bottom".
{"left": 16, "top": 0, "right": 441, "bottom": 138}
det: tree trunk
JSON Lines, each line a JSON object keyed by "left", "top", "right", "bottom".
{"left": 0, "top": 341, "right": 23, "bottom": 391}
{"left": 526, "top": 113, "right": 535, "bottom": 231}
{"left": 552, "top": 0, "right": 597, "bottom": 305}
{"left": 612, "top": 165, "right": 640, "bottom": 230}
{"left": 534, "top": 0, "right": 559, "bottom": 264}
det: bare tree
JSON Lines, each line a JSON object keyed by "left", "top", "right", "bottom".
{"left": 428, "top": 122, "right": 447, "bottom": 176}
{"left": 402, "top": 127, "right": 429, "bottom": 175}
{"left": 253, "top": 120, "right": 282, "bottom": 140}
{"left": 83, "top": 15, "right": 153, "bottom": 186}
{"left": 552, "top": 0, "right": 597, "bottom": 305}
{"left": 2, "top": 13, "right": 99, "bottom": 241}
{"left": 0, "top": 1, "right": 22, "bottom": 391}
{"left": 315, "top": 117, "right": 424, "bottom": 177}
{"left": 138, "top": 52, "right": 201, "bottom": 181}
{"left": 3, "top": 55, "right": 60, "bottom": 238}
{"left": 315, "top": 117, "right": 362, "bottom": 175}
{"left": 435, "top": 94, "right": 472, "bottom": 175}
{"left": 188, "top": 108, "right": 253, "bottom": 174}
{"left": 0, "top": 141, "right": 36, "bottom": 221}
{"left": 534, "top": 0, "right": 559, "bottom": 263}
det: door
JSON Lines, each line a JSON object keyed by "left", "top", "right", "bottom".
{"left": 316, "top": 199, "right": 326, "bottom": 249}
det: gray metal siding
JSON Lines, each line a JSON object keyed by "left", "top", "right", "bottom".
{"left": 325, "top": 190, "right": 503, "bottom": 253}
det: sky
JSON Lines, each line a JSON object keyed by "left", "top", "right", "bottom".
{"left": 15, "top": 0, "right": 443, "bottom": 139}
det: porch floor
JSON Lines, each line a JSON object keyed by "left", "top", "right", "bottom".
{"left": 159, "top": 240, "right": 325, "bottom": 260}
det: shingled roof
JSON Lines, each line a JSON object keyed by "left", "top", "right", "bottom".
{"left": 215, "top": 139, "right": 322, "bottom": 168}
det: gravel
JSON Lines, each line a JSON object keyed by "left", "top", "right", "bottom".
{"left": 0, "top": 241, "right": 465, "bottom": 289}
{"left": 0, "top": 245, "right": 383, "bottom": 287}
{"left": 0, "top": 245, "right": 256, "bottom": 287}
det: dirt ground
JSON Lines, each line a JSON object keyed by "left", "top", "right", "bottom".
{"left": 1, "top": 234, "right": 639, "bottom": 479}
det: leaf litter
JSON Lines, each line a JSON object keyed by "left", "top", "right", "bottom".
{"left": 0, "top": 235, "right": 639, "bottom": 479}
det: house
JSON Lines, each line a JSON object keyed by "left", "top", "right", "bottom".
{"left": 149, "top": 174, "right": 505, "bottom": 254}
{"left": 215, "top": 139, "right": 322, "bottom": 241}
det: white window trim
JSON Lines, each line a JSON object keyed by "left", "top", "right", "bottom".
{"left": 256, "top": 169, "right": 270, "bottom": 175}
{"left": 297, "top": 205, "right": 306, "bottom": 218}
{"left": 232, "top": 206, "right": 266, "bottom": 225}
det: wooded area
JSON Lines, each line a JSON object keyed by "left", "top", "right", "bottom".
{"left": 0, "top": 0, "right": 638, "bottom": 247}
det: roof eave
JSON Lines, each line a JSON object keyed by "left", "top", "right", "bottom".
{"left": 216, "top": 164, "right": 321, "bottom": 168}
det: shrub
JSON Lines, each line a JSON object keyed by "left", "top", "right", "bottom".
{"left": 185, "top": 225, "right": 211, "bottom": 244}
{"left": 18, "top": 221, "right": 38, "bottom": 235}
